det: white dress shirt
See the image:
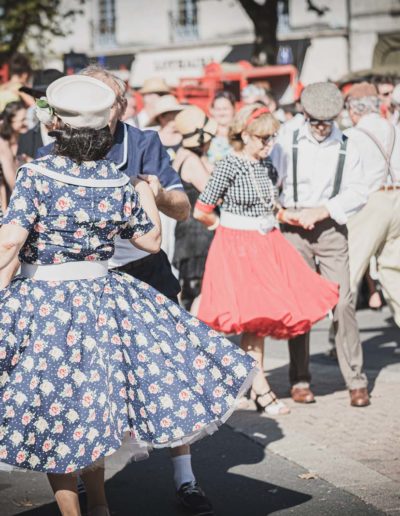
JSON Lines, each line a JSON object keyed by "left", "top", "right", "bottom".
{"left": 344, "top": 113, "right": 400, "bottom": 195}
{"left": 272, "top": 124, "right": 367, "bottom": 225}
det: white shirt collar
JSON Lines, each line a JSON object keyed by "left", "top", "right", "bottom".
{"left": 357, "top": 112, "right": 382, "bottom": 128}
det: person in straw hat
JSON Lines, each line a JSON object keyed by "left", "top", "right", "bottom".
{"left": 194, "top": 103, "right": 339, "bottom": 416}
{"left": 273, "top": 81, "right": 370, "bottom": 407}
{"left": 137, "top": 76, "right": 171, "bottom": 128}
{"left": 0, "top": 74, "right": 256, "bottom": 515}
{"left": 146, "top": 94, "right": 184, "bottom": 157}
{"left": 146, "top": 94, "right": 184, "bottom": 271}
{"left": 172, "top": 105, "right": 217, "bottom": 314}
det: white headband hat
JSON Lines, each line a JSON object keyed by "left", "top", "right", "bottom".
{"left": 45, "top": 75, "right": 116, "bottom": 130}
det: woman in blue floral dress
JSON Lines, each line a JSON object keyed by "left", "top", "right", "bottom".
{"left": 0, "top": 76, "right": 255, "bottom": 516}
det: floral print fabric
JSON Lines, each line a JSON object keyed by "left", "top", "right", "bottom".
{"left": 0, "top": 155, "right": 255, "bottom": 473}
{"left": 2, "top": 155, "right": 154, "bottom": 264}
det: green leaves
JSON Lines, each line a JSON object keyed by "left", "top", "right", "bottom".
{"left": 0, "top": 0, "right": 84, "bottom": 65}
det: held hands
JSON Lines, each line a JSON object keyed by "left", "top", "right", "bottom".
{"left": 295, "top": 207, "right": 330, "bottom": 230}
{"left": 278, "top": 207, "right": 329, "bottom": 230}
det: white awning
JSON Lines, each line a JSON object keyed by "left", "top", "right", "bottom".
{"left": 130, "top": 45, "right": 232, "bottom": 88}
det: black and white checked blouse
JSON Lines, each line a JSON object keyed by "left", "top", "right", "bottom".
{"left": 198, "top": 155, "right": 278, "bottom": 217}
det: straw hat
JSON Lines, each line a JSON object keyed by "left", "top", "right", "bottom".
{"left": 175, "top": 106, "right": 217, "bottom": 148}
{"left": 139, "top": 77, "right": 170, "bottom": 95}
{"left": 301, "top": 82, "right": 343, "bottom": 120}
{"left": 46, "top": 75, "right": 115, "bottom": 130}
{"left": 146, "top": 95, "right": 184, "bottom": 126}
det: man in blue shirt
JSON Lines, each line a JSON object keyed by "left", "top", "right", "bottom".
{"left": 38, "top": 66, "right": 214, "bottom": 516}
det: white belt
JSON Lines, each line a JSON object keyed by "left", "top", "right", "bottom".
{"left": 20, "top": 260, "right": 109, "bottom": 281}
{"left": 220, "top": 211, "right": 277, "bottom": 234}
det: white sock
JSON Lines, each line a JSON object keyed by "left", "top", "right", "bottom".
{"left": 172, "top": 454, "right": 196, "bottom": 489}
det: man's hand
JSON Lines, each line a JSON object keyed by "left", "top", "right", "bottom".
{"left": 296, "top": 206, "right": 330, "bottom": 230}
{"left": 138, "top": 174, "right": 164, "bottom": 203}
{"left": 280, "top": 208, "right": 302, "bottom": 226}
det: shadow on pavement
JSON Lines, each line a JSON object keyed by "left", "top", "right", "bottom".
{"left": 20, "top": 422, "right": 312, "bottom": 516}
{"left": 267, "top": 315, "right": 399, "bottom": 399}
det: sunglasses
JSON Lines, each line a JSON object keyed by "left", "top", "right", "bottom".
{"left": 253, "top": 133, "right": 278, "bottom": 145}
{"left": 308, "top": 118, "right": 334, "bottom": 127}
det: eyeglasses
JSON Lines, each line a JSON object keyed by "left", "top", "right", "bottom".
{"left": 308, "top": 118, "right": 334, "bottom": 127}
{"left": 253, "top": 133, "right": 278, "bottom": 145}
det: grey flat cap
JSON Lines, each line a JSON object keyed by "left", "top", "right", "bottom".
{"left": 301, "top": 82, "right": 343, "bottom": 120}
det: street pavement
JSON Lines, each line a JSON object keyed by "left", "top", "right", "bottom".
{"left": 0, "top": 306, "right": 399, "bottom": 515}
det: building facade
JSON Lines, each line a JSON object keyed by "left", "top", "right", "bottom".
{"left": 37, "top": 0, "right": 400, "bottom": 86}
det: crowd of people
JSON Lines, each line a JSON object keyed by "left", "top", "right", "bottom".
{"left": 0, "top": 51, "right": 399, "bottom": 516}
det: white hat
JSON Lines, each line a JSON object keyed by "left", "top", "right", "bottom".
{"left": 46, "top": 75, "right": 116, "bottom": 130}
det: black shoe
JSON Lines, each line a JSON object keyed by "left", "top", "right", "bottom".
{"left": 176, "top": 481, "right": 214, "bottom": 515}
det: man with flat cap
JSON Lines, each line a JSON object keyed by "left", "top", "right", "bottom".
{"left": 273, "top": 82, "right": 370, "bottom": 407}
{"left": 345, "top": 82, "right": 400, "bottom": 354}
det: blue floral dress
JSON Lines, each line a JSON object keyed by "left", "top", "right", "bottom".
{"left": 0, "top": 154, "right": 255, "bottom": 474}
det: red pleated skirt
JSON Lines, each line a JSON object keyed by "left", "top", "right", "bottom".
{"left": 198, "top": 227, "right": 339, "bottom": 339}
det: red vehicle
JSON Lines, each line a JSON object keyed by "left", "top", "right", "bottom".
{"left": 174, "top": 60, "right": 300, "bottom": 111}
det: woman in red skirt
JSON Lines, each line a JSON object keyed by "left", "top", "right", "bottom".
{"left": 194, "top": 104, "right": 339, "bottom": 415}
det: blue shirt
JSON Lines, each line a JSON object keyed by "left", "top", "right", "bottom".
{"left": 37, "top": 121, "right": 183, "bottom": 191}
{"left": 37, "top": 122, "right": 184, "bottom": 266}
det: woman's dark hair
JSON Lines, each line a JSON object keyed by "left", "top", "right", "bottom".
{"left": 52, "top": 124, "right": 114, "bottom": 163}
{"left": 211, "top": 90, "right": 236, "bottom": 108}
{"left": 0, "top": 101, "right": 25, "bottom": 140}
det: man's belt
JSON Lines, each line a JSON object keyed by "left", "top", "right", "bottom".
{"left": 379, "top": 185, "right": 400, "bottom": 191}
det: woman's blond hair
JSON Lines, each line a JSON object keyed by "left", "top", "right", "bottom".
{"left": 229, "top": 103, "right": 280, "bottom": 150}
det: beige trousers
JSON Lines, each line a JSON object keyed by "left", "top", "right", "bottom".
{"left": 281, "top": 220, "right": 368, "bottom": 390}
{"left": 348, "top": 190, "right": 400, "bottom": 327}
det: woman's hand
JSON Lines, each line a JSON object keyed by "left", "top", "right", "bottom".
{"left": 138, "top": 174, "right": 163, "bottom": 202}
{"left": 296, "top": 207, "right": 330, "bottom": 230}
{"left": 276, "top": 208, "right": 301, "bottom": 226}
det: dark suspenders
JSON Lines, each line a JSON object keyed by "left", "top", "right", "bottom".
{"left": 292, "top": 130, "right": 299, "bottom": 205}
{"left": 331, "top": 136, "right": 348, "bottom": 198}
{"left": 291, "top": 129, "right": 348, "bottom": 206}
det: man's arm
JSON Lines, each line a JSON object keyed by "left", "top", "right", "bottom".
{"left": 141, "top": 131, "right": 190, "bottom": 221}
{"left": 157, "top": 188, "right": 190, "bottom": 221}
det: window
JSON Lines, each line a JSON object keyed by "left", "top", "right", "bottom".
{"left": 169, "top": 0, "right": 199, "bottom": 43}
{"left": 97, "top": 0, "right": 116, "bottom": 47}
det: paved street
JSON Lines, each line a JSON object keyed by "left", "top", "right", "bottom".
{"left": 1, "top": 306, "right": 399, "bottom": 516}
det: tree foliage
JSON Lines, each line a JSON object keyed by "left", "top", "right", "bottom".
{"left": 0, "top": 0, "right": 84, "bottom": 65}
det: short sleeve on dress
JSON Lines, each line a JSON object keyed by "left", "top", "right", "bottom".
{"left": 119, "top": 187, "right": 155, "bottom": 240}
{"left": 197, "top": 158, "right": 237, "bottom": 209}
{"left": 2, "top": 166, "right": 39, "bottom": 232}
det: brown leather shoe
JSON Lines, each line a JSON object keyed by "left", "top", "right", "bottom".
{"left": 350, "top": 388, "right": 370, "bottom": 407}
{"left": 290, "top": 386, "right": 315, "bottom": 404}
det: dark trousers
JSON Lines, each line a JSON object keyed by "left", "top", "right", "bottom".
{"left": 114, "top": 250, "right": 180, "bottom": 304}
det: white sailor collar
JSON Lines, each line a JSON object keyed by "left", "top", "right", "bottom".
{"left": 22, "top": 154, "right": 130, "bottom": 187}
